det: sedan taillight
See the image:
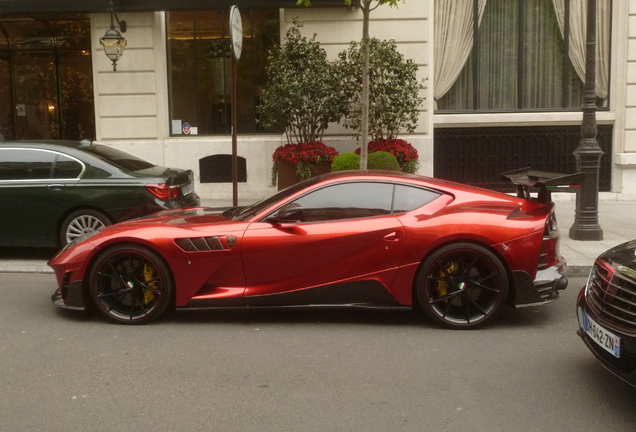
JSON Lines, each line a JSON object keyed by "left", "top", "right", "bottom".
{"left": 146, "top": 184, "right": 182, "bottom": 201}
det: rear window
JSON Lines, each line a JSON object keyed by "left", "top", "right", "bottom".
{"left": 82, "top": 144, "right": 155, "bottom": 172}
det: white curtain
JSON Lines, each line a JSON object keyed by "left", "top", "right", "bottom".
{"left": 551, "top": 0, "right": 610, "bottom": 100}
{"left": 434, "top": 0, "right": 487, "bottom": 105}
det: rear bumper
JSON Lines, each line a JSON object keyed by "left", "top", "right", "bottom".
{"left": 512, "top": 260, "right": 568, "bottom": 307}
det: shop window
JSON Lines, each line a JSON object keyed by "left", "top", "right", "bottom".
{"left": 0, "top": 16, "right": 95, "bottom": 141}
{"left": 167, "top": 9, "right": 279, "bottom": 136}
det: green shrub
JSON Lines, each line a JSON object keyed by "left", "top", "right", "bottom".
{"left": 331, "top": 153, "right": 360, "bottom": 171}
{"left": 368, "top": 151, "right": 400, "bottom": 171}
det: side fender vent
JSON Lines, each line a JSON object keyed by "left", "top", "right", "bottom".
{"left": 175, "top": 236, "right": 236, "bottom": 252}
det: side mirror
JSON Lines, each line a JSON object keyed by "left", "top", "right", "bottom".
{"left": 266, "top": 203, "right": 304, "bottom": 225}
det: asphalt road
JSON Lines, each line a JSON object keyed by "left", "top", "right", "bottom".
{"left": 1, "top": 274, "right": 635, "bottom": 432}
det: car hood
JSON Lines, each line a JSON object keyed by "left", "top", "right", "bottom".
{"left": 131, "top": 206, "right": 235, "bottom": 222}
{"left": 600, "top": 240, "right": 636, "bottom": 271}
{"left": 123, "top": 207, "right": 239, "bottom": 227}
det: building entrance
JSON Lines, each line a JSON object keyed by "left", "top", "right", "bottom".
{"left": 0, "top": 15, "right": 95, "bottom": 141}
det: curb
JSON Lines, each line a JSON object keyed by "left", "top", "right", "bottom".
{"left": 566, "top": 265, "right": 591, "bottom": 278}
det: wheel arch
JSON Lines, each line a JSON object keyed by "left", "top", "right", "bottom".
{"left": 411, "top": 239, "right": 515, "bottom": 310}
{"left": 81, "top": 240, "right": 177, "bottom": 312}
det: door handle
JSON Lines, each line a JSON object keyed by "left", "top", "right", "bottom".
{"left": 47, "top": 184, "right": 66, "bottom": 191}
{"left": 384, "top": 231, "right": 399, "bottom": 241}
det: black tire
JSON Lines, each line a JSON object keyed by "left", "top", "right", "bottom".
{"left": 88, "top": 244, "right": 174, "bottom": 324}
{"left": 60, "top": 209, "right": 111, "bottom": 245}
{"left": 415, "top": 243, "right": 508, "bottom": 329}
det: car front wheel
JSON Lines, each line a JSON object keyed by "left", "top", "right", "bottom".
{"left": 89, "top": 244, "right": 174, "bottom": 324}
{"left": 415, "top": 243, "right": 508, "bottom": 329}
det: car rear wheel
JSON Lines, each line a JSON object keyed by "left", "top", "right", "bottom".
{"left": 89, "top": 244, "right": 174, "bottom": 324}
{"left": 415, "top": 243, "right": 508, "bottom": 329}
{"left": 60, "top": 209, "right": 111, "bottom": 245}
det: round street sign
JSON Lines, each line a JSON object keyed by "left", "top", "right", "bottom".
{"left": 230, "top": 6, "right": 243, "bottom": 60}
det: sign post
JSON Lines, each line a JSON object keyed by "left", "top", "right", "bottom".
{"left": 229, "top": 5, "right": 242, "bottom": 207}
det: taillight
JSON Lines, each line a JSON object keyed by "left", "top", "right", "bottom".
{"left": 540, "top": 212, "right": 560, "bottom": 269}
{"left": 146, "top": 184, "right": 181, "bottom": 201}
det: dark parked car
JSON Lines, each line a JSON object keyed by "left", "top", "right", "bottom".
{"left": 0, "top": 140, "right": 200, "bottom": 248}
{"left": 50, "top": 169, "right": 577, "bottom": 328}
{"left": 577, "top": 240, "right": 636, "bottom": 387}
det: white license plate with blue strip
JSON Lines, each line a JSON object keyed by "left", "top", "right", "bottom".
{"left": 584, "top": 313, "right": 620, "bottom": 358}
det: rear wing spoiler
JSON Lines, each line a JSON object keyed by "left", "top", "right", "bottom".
{"left": 500, "top": 167, "right": 585, "bottom": 203}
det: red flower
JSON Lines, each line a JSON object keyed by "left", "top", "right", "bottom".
{"left": 355, "top": 139, "right": 418, "bottom": 164}
{"left": 273, "top": 142, "right": 339, "bottom": 165}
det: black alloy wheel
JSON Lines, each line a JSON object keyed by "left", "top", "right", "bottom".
{"left": 416, "top": 243, "right": 508, "bottom": 329}
{"left": 89, "top": 244, "right": 174, "bottom": 324}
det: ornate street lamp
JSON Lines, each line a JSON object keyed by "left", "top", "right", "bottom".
{"left": 99, "top": 1, "right": 127, "bottom": 72}
{"left": 569, "top": 0, "right": 603, "bottom": 240}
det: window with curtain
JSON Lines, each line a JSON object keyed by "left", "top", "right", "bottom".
{"left": 435, "top": 0, "right": 611, "bottom": 112}
{"left": 167, "top": 9, "right": 280, "bottom": 136}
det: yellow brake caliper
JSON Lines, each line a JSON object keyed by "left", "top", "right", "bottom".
{"left": 435, "top": 262, "right": 456, "bottom": 299}
{"left": 143, "top": 264, "right": 157, "bottom": 304}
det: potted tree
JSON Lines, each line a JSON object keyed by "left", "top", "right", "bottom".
{"left": 258, "top": 20, "right": 347, "bottom": 189}
{"left": 337, "top": 38, "right": 424, "bottom": 172}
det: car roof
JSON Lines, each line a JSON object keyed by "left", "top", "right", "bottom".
{"left": 0, "top": 140, "right": 94, "bottom": 151}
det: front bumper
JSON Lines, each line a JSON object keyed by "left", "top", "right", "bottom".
{"left": 577, "top": 287, "right": 636, "bottom": 387}
{"left": 51, "top": 280, "right": 87, "bottom": 311}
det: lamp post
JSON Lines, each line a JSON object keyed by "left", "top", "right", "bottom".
{"left": 99, "top": 0, "right": 127, "bottom": 72}
{"left": 569, "top": 0, "right": 603, "bottom": 241}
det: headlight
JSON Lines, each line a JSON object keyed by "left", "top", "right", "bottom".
{"left": 61, "top": 230, "right": 101, "bottom": 252}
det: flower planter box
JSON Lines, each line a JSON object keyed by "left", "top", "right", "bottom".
{"left": 277, "top": 161, "right": 331, "bottom": 191}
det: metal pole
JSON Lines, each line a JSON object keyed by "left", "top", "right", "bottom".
{"left": 231, "top": 50, "right": 238, "bottom": 207}
{"left": 569, "top": 0, "right": 603, "bottom": 241}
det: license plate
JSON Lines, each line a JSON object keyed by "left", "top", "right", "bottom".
{"left": 181, "top": 183, "right": 194, "bottom": 196}
{"left": 584, "top": 313, "right": 621, "bottom": 358}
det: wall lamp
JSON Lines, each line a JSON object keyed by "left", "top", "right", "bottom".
{"left": 99, "top": 0, "right": 127, "bottom": 71}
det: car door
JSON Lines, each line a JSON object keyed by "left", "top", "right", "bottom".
{"left": 240, "top": 181, "right": 406, "bottom": 306}
{"left": 0, "top": 148, "right": 81, "bottom": 247}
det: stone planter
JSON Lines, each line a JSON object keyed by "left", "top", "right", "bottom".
{"left": 276, "top": 161, "right": 331, "bottom": 191}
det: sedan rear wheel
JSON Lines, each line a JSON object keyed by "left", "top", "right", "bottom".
{"left": 89, "top": 244, "right": 174, "bottom": 324}
{"left": 60, "top": 209, "right": 111, "bottom": 245}
{"left": 416, "top": 243, "right": 508, "bottom": 329}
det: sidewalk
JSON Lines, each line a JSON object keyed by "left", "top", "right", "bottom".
{"left": 1, "top": 196, "right": 633, "bottom": 277}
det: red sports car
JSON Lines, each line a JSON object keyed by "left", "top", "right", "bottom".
{"left": 50, "top": 169, "right": 578, "bottom": 328}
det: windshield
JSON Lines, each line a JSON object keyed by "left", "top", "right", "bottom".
{"left": 233, "top": 178, "right": 322, "bottom": 221}
{"left": 82, "top": 144, "right": 156, "bottom": 171}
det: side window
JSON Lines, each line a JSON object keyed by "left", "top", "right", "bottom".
{"left": 52, "top": 154, "right": 83, "bottom": 179}
{"left": 393, "top": 185, "right": 441, "bottom": 214}
{"left": 291, "top": 182, "right": 394, "bottom": 222}
{"left": 0, "top": 149, "right": 55, "bottom": 180}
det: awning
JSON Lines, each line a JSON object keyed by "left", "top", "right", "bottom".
{"left": 0, "top": 0, "right": 352, "bottom": 15}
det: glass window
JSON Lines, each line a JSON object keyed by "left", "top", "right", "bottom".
{"left": 82, "top": 144, "right": 155, "bottom": 172}
{"left": 167, "top": 9, "right": 280, "bottom": 135}
{"left": 0, "top": 16, "right": 95, "bottom": 141}
{"left": 436, "top": 0, "right": 610, "bottom": 112}
{"left": 393, "top": 185, "right": 441, "bottom": 214}
{"left": 52, "top": 154, "right": 82, "bottom": 179}
{"left": 291, "top": 182, "right": 394, "bottom": 222}
{"left": 0, "top": 149, "right": 55, "bottom": 180}
{"left": 0, "top": 31, "right": 12, "bottom": 141}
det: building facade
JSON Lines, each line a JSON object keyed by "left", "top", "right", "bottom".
{"left": 1, "top": 0, "right": 634, "bottom": 201}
